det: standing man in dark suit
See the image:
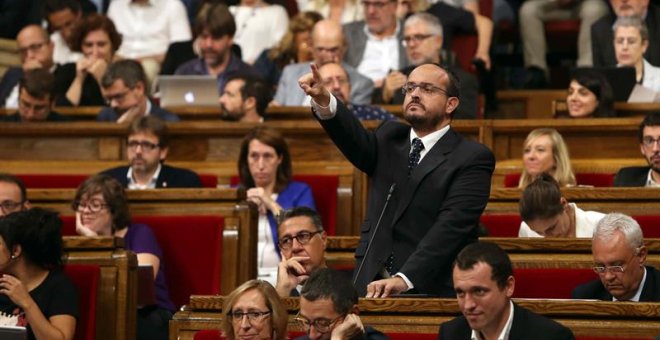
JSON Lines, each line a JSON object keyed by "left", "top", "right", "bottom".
{"left": 591, "top": 0, "right": 660, "bottom": 67}
{"left": 615, "top": 113, "right": 660, "bottom": 187}
{"left": 101, "top": 116, "right": 202, "bottom": 189}
{"left": 439, "top": 242, "right": 575, "bottom": 339}
{"left": 299, "top": 63, "right": 495, "bottom": 297}
{"left": 572, "top": 213, "right": 660, "bottom": 301}
{"left": 98, "top": 60, "right": 179, "bottom": 123}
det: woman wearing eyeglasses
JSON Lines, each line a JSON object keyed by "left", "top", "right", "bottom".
{"left": 72, "top": 174, "right": 174, "bottom": 340}
{"left": 237, "top": 127, "right": 316, "bottom": 285}
{"left": 0, "top": 208, "right": 78, "bottom": 340}
{"left": 518, "top": 174, "right": 604, "bottom": 238}
{"left": 614, "top": 16, "right": 660, "bottom": 93}
{"left": 222, "top": 279, "right": 288, "bottom": 340}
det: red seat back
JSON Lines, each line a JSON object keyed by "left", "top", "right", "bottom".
{"left": 199, "top": 174, "right": 218, "bottom": 188}
{"left": 194, "top": 329, "right": 223, "bottom": 340}
{"left": 631, "top": 215, "right": 660, "bottom": 238}
{"left": 479, "top": 215, "right": 522, "bottom": 237}
{"left": 504, "top": 173, "right": 615, "bottom": 188}
{"left": 64, "top": 264, "right": 100, "bottom": 340}
{"left": 512, "top": 268, "right": 597, "bottom": 299}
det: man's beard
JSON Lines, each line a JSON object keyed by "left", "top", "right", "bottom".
{"left": 403, "top": 99, "right": 442, "bottom": 132}
{"left": 220, "top": 104, "right": 244, "bottom": 121}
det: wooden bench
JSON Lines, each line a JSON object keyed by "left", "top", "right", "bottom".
{"left": 171, "top": 296, "right": 660, "bottom": 340}
{"left": 554, "top": 100, "right": 660, "bottom": 118}
{"left": 63, "top": 236, "right": 137, "bottom": 340}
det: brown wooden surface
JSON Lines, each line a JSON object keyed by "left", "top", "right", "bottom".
{"left": 496, "top": 90, "right": 567, "bottom": 118}
{"left": 170, "top": 296, "right": 660, "bottom": 339}
{"left": 63, "top": 236, "right": 137, "bottom": 340}
{"left": 33, "top": 188, "right": 257, "bottom": 293}
{"left": 554, "top": 100, "right": 660, "bottom": 118}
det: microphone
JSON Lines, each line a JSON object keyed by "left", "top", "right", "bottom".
{"left": 353, "top": 183, "right": 396, "bottom": 287}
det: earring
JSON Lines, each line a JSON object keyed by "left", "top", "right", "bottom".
{"left": 10, "top": 255, "right": 15, "bottom": 259}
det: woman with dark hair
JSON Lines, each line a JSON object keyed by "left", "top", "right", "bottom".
{"left": 221, "top": 280, "right": 287, "bottom": 340}
{"left": 73, "top": 174, "right": 174, "bottom": 340}
{"left": 56, "top": 14, "right": 122, "bottom": 106}
{"left": 238, "top": 126, "right": 316, "bottom": 283}
{"left": 518, "top": 173, "right": 604, "bottom": 238}
{"left": 0, "top": 208, "right": 78, "bottom": 340}
{"left": 564, "top": 70, "right": 616, "bottom": 118}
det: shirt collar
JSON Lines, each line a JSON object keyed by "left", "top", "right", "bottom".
{"left": 613, "top": 267, "right": 647, "bottom": 302}
{"left": 409, "top": 124, "right": 450, "bottom": 152}
{"left": 145, "top": 99, "right": 152, "bottom": 116}
{"left": 470, "top": 301, "right": 514, "bottom": 340}
{"left": 127, "top": 163, "right": 162, "bottom": 189}
{"left": 362, "top": 20, "right": 400, "bottom": 40}
{"left": 645, "top": 168, "right": 660, "bottom": 187}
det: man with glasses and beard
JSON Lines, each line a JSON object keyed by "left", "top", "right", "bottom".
{"left": 101, "top": 116, "right": 202, "bottom": 189}
{"left": 615, "top": 113, "right": 660, "bottom": 186}
{"left": 0, "top": 174, "right": 30, "bottom": 217}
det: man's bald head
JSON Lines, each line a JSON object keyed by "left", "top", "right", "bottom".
{"left": 312, "top": 20, "right": 345, "bottom": 65}
{"left": 16, "top": 25, "right": 54, "bottom": 69}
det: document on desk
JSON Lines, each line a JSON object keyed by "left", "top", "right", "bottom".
{"left": 627, "top": 84, "right": 660, "bottom": 103}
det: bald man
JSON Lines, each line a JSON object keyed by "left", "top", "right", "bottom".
{"left": 0, "top": 25, "right": 57, "bottom": 108}
{"left": 272, "top": 19, "right": 374, "bottom": 106}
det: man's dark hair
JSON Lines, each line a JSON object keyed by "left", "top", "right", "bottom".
{"left": 300, "top": 268, "right": 357, "bottom": 315}
{"left": 226, "top": 73, "right": 272, "bottom": 117}
{"left": 278, "top": 206, "right": 324, "bottom": 231}
{"left": 638, "top": 112, "right": 660, "bottom": 142}
{"left": 73, "top": 174, "right": 130, "bottom": 231}
{"left": 0, "top": 173, "right": 27, "bottom": 203}
{"left": 0, "top": 208, "right": 63, "bottom": 268}
{"left": 454, "top": 242, "right": 513, "bottom": 290}
{"left": 44, "top": 0, "right": 81, "bottom": 18}
{"left": 195, "top": 3, "right": 236, "bottom": 38}
{"left": 101, "top": 59, "right": 148, "bottom": 92}
{"left": 519, "top": 173, "right": 564, "bottom": 222}
{"left": 19, "top": 68, "right": 55, "bottom": 101}
{"left": 128, "top": 116, "right": 169, "bottom": 148}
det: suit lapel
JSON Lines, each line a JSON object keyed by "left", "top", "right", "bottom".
{"left": 390, "top": 129, "right": 458, "bottom": 225}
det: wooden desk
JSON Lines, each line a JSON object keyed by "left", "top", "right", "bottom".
{"left": 171, "top": 296, "right": 660, "bottom": 339}
{"left": 63, "top": 236, "right": 137, "bottom": 340}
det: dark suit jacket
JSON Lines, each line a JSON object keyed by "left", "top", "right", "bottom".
{"left": 591, "top": 5, "right": 660, "bottom": 67}
{"left": 96, "top": 103, "right": 180, "bottom": 122}
{"left": 0, "top": 110, "right": 70, "bottom": 122}
{"left": 318, "top": 100, "right": 494, "bottom": 296}
{"left": 572, "top": 265, "right": 660, "bottom": 301}
{"left": 438, "top": 303, "right": 574, "bottom": 339}
{"left": 101, "top": 164, "right": 202, "bottom": 188}
{"left": 614, "top": 166, "right": 649, "bottom": 187}
{"left": 0, "top": 67, "right": 22, "bottom": 107}
{"left": 342, "top": 21, "right": 409, "bottom": 72}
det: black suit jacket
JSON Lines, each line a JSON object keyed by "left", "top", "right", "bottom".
{"left": 591, "top": 5, "right": 660, "bottom": 67}
{"left": 101, "top": 164, "right": 202, "bottom": 188}
{"left": 572, "top": 266, "right": 660, "bottom": 301}
{"left": 318, "top": 100, "right": 494, "bottom": 296}
{"left": 614, "top": 166, "right": 649, "bottom": 187}
{"left": 438, "top": 303, "right": 574, "bottom": 339}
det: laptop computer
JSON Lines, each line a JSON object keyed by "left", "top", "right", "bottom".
{"left": 0, "top": 325, "right": 27, "bottom": 340}
{"left": 157, "top": 75, "right": 219, "bottom": 107}
{"left": 572, "top": 67, "right": 636, "bottom": 102}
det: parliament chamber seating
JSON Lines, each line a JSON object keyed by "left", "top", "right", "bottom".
{"left": 503, "top": 172, "right": 615, "bottom": 188}
{"left": 512, "top": 268, "right": 597, "bottom": 299}
{"left": 16, "top": 173, "right": 218, "bottom": 188}
{"left": 64, "top": 264, "right": 100, "bottom": 340}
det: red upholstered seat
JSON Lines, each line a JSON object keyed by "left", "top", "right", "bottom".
{"left": 631, "top": 216, "right": 660, "bottom": 238}
{"left": 64, "top": 264, "right": 100, "bottom": 340}
{"left": 61, "top": 215, "right": 224, "bottom": 308}
{"left": 512, "top": 268, "right": 597, "bottom": 299}
{"left": 504, "top": 173, "right": 615, "bottom": 188}
{"left": 199, "top": 174, "right": 218, "bottom": 188}
{"left": 479, "top": 215, "right": 522, "bottom": 237}
{"left": 231, "top": 175, "right": 339, "bottom": 235}
{"left": 194, "top": 329, "right": 223, "bottom": 340}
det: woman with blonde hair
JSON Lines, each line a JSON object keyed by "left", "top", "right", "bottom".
{"left": 222, "top": 280, "right": 288, "bottom": 340}
{"left": 518, "top": 128, "right": 576, "bottom": 188}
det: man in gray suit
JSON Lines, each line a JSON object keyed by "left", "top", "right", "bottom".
{"left": 272, "top": 19, "right": 374, "bottom": 106}
{"left": 342, "top": 0, "right": 409, "bottom": 87}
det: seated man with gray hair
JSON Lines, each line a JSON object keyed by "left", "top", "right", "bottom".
{"left": 572, "top": 213, "right": 660, "bottom": 301}
{"left": 98, "top": 59, "right": 179, "bottom": 124}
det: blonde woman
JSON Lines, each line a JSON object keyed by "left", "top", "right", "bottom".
{"left": 222, "top": 280, "right": 288, "bottom": 340}
{"left": 518, "top": 128, "right": 576, "bottom": 188}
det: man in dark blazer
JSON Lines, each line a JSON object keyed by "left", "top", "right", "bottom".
{"left": 591, "top": 0, "right": 660, "bottom": 67}
{"left": 342, "top": 0, "right": 409, "bottom": 87}
{"left": 101, "top": 116, "right": 201, "bottom": 189}
{"left": 439, "top": 242, "right": 574, "bottom": 340}
{"left": 572, "top": 213, "right": 660, "bottom": 301}
{"left": 97, "top": 59, "right": 179, "bottom": 123}
{"left": 300, "top": 63, "right": 494, "bottom": 297}
{"left": 615, "top": 113, "right": 660, "bottom": 187}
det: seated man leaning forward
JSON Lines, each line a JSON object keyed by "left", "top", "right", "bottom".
{"left": 2, "top": 68, "right": 69, "bottom": 122}
{"left": 296, "top": 267, "right": 388, "bottom": 340}
{"left": 275, "top": 207, "right": 328, "bottom": 297}
{"left": 439, "top": 242, "right": 575, "bottom": 339}
{"left": 572, "top": 213, "right": 660, "bottom": 301}
{"left": 101, "top": 115, "right": 202, "bottom": 189}
{"left": 98, "top": 59, "right": 179, "bottom": 124}
{"left": 0, "top": 173, "right": 31, "bottom": 217}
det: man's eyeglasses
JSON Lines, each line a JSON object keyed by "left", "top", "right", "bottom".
{"left": 402, "top": 34, "right": 434, "bottom": 46}
{"left": 593, "top": 249, "right": 640, "bottom": 274}
{"left": 279, "top": 230, "right": 323, "bottom": 250}
{"left": 360, "top": 0, "right": 394, "bottom": 9}
{"left": 228, "top": 310, "right": 271, "bottom": 323}
{"left": 18, "top": 42, "right": 46, "bottom": 56}
{"left": 0, "top": 200, "right": 24, "bottom": 214}
{"left": 401, "top": 82, "right": 450, "bottom": 96}
{"left": 72, "top": 199, "right": 108, "bottom": 213}
{"left": 295, "top": 313, "right": 344, "bottom": 333}
{"left": 641, "top": 137, "right": 660, "bottom": 148}
{"left": 127, "top": 140, "right": 160, "bottom": 151}
{"left": 105, "top": 90, "right": 131, "bottom": 105}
